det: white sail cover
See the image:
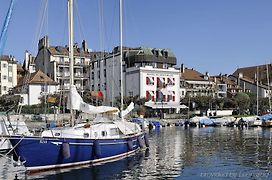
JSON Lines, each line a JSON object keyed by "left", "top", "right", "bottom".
{"left": 114, "top": 121, "right": 141, "bottom": 135}
{"left": 67, "top": 85, "right": 119, "bottom": 114}
{"left": 121, "top": 102, "right": 134, "bottom": 117}
{"left": 67, "top": 85, "right": 83, "bottom": 110}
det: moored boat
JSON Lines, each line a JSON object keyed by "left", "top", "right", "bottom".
{"left": 7, "top": 0, "right": 148, "bottom": 172}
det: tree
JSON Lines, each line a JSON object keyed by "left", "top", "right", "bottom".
{"left": 234, "top": 92, "right": 250, "bottom": 115}
{"left": 0, "top": 94, "right": 20, "bottom": 112}
{"left": 222, "top": 97, "right": 236, "bottom": 109}
{"left": 192, "top": 95, "right": 213, "bottom": 110}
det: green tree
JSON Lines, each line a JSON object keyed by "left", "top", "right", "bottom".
{"left": 0, "top": 94, "right": 20, "bottom": 112}
{"left": 234, "top": 92, "right": 250, "bottom": 115}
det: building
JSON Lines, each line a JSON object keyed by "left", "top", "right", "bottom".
{"left": 180, "top": 64, "right": 216, "bottom": 98}
{"left": 233, "top": 64, "right": 272, "bottom": 86}
{"left": 14, "top": 70, "right": 58, "bottom": 105}
{"left": 0, "top": 55, "right": 17, "bottom": 95}
{"left": 23, "top": 51, "right": 36, "bottom": 74}
{"left": 91, "top": 46, "right": 181, "bottom": 113}
{"left": 210, "top": 74, "right": 243, "bottom": 98}
{"left": 35, "top": 36, "right": 102, "bottom": 94}
{"left": 229, "top": 73, "right": 271, "bottom": 98}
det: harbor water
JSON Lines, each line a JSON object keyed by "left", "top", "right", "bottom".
{"left": 0, "top": 126, "right": 271, "bottom": 179}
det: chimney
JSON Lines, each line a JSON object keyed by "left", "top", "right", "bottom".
{"left": 74, "top": 43, "right": 78, "bottom": 49}
{"left": 180, "top": 63, "right": 185, "bottom": 73}
{"left": 82, "top": 40, "right": 88, "bottom": 52}
{"left": 38, "top": 36, "right": 49, "bottom": 51}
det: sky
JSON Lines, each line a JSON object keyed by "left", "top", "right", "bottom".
{"left": 1, "top": 0, "right": 272, "bottom": 75}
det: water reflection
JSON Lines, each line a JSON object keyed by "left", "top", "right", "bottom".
{"left": 0, "top": 127, "right": 271, "bottom": 179}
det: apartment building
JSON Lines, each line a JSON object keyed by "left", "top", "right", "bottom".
{"left": 229, "top": 73, "right": 271, "bottom": 98}
{"left": 91, "top": 46, "right": 181, "bottom": 112}
{"left": 35, "top": 36, "right": 102, "bottom": 94}
{"left": 180, "top": 64, "right": 216, "bottom": 98}
{"left": 0, "top": 55, "right": 17, "bottom": 95}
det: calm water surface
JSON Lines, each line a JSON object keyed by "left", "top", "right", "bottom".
{"left": 0, "top": 127, "right": 271, "bottom": 179}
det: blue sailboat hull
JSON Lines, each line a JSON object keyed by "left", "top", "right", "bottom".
{"left": 9, "top": 134, "right": 146, "bottom": 172}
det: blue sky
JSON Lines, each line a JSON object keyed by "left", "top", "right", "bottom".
{"left": 1, "top": 0, "right": 272, "bottom": 75}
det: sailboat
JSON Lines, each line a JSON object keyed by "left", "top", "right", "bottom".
{"left": 7, "top": 0, "right": 148, "bottom": 172}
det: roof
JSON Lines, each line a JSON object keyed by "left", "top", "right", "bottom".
{"left": 180, "top": 68, "right": 208, "bottom": 81}
{"left": 0, "top": 55, "right": 17, "bottom": 64}
{"left": 233, "top": 64, "right": 272, "bottom": 85}
{"left": 229, "top": 74, "right": 270, "bottom": 89}
{"left": 48, "top": 46, "right": 105, "bottom": 59}
{"left": 210, "top": 75, "right": 236, "bottom": 85}
{"left": 17, "top": 64, "right": 24, "bottom": 72}
{"left": 17, "top": 70, "right": 58, "bottom": 86}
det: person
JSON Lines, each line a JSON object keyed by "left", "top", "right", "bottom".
{"left": 84, "top": 119, "right": 90, "bottom": 128}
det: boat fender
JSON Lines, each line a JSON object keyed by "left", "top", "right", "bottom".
{"left": 145, "top": 148, "right": 150, "bottom": 157}
{"left": 137, "top": 136, "right": 145, "bottom": 148}
{"left": 62, "top": 142, "right": 70, "bottom": 159}
{"left": 93, "top": 140, "right": 101, "bottom": 158}
{"left": 13, "top": 151, "right": 18, "bottom": 161}
{"left": 127, "top": 139, "right": 133, "bottom": 151}
{"left": 144, "top": 133, "right": 150, "bottom": 148}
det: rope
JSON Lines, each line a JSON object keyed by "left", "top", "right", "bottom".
{"left": 5, "top": 136, "right": 25, "bottom": 156}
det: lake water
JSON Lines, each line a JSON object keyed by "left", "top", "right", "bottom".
{"left": 0, "top": 127, "right": 271, "bottom": 179}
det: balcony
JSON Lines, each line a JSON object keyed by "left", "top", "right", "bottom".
{"left": 74, "top": 72, "right": 84, "bottom": 78}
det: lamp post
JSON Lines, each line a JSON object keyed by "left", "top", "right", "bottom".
{"left": 161, "top": 99, "right": 163, "bottom": 119}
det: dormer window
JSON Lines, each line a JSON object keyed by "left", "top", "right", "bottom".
{"left": 164, "top": 51, "right": 168, "bottom": 58}
{"left": 155, "top": 50, "right": 159, "bottom": 57}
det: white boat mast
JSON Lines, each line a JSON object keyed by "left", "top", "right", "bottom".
{"left": 119, "top": 0, "right": 124, "bottom": 121}
{"left": 257, "top": 66, "right": 259, "bottom": 115}
{"left": 68, "top": 0, "right": 75, "bottom": 126}
{"left": 266, "top": 63, "right": 271, "bottom": 112}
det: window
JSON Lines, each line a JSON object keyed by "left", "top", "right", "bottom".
{"left": 54, "top": 133, "right": 61, "bottom": 136}
{"left": 97, "top": 61, "right": 100, "bottom": 68}
{"left": 104, "top": 83, "right": 106, "bottom": 90}
{"left": 146, "top": 77, "right": 154, "bottom": 85}
{"left": 80, "top": 58, "right": 85, "bottom": 64}
{"left": 8, "top": 66, "right": 12, "bottom": 71}
{"left": 152, "top": 62, "right": 157, "bottom": 68}
{"left": 104, "top": 69, "right": 106, "bottom": 77}
{"left": 2, "top": 64, "right": 6, "bottom": 68}
{"left": 41, "top": 85, "right": 48, "bottom": 92}
{"left": 101, "top": 131, "right": 107, "bottom": 137}
{"left": 135, "top": 63, "right": 141, "bottom": 68}
{"left": 163, "top": 63, "right": 168, "bottom": 69}
{"left": 8, "top": 77, "right": 12, "bottom": 82}
{"left": 109, "top": 128, "right": 119, "bottom": 136}
{"left": 83, "top": 67, "right": 87, "bottom": 73}
{"left": 3, "top": 75, "right": 7, "bottom": 80}
{"left": 91, "top": 72, "right": 94, "bottom": 80}
{"left": 83, "top": 133, "right": 89, "bottom": 138}
{"left": 60, "top": 57, "right": 64, "bottom": 63}
{"left": 3, "top": 86, "right": 7, "bottom": 91}
{"left": 98, "top": 71, "right": 100, "bottom": 79}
